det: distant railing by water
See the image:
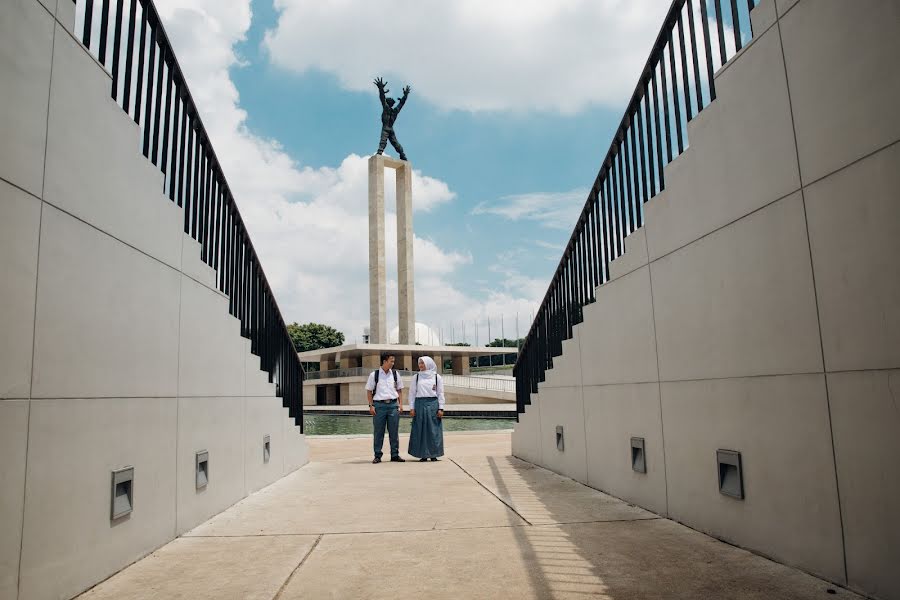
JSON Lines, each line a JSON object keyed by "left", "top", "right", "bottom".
{"left": 71, "top": 0, "right": 304, "bottom": 427}
{"left": 514, "top": 0, "right": 760, "bottom": 416}
{"left": 442, "top": 374, "right": 516, "bottom": 394}
{"left": 307, "top": 368, "right": 516, "bottom": 393}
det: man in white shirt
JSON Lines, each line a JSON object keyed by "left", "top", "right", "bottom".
{"left": 365, "top": 353, "right": 406, "bottom": 464}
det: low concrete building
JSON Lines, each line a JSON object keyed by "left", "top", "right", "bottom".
{"left": 299, "top": 343, "right": 518, "bottom": 406}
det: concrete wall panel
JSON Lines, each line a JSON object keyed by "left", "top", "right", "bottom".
{"left": 176, "top": 396, "right": 245, "bottom": 534}
{"left": 0, "top": 182, "right": 42, "bottom": 399}
{"left": 0, "top": 401, "right": 29, "bottom": 600}
{"left": 579, "top": 266, "right": 658, "bottom": 386}
{"left": 180, "top": 235, "right": 217, "bottom": 292}
{"left": 0, "top": 0, "right": 54, "bottom": 197}
{"left": 775, "top": 0, "right": 800, "bottom": 18}
{"left": 35, "top": 0, "right": 55, "bottom": 17}
{"left": 18, "top": 397, "right": 177, "bottom": 600}
{"left": 178, "top": 276, "right": 245, "bottom": 397}
{"left": 511, "top": 394, "right": 542, "bottom": 466}
{"left": 652, "top": 193, "right": 822, "bottom": 381}
{"left": 55, "top": 0, "right": 73, "bottom": 33}
{"left": 608, "top": 227, "right": 648, "bottom": 282}
{"left": 583, "top": 383, "right": 667, "bottom": 516}
{"left": 804, "top": 143, "right": 900, "bottom": 372}
{"left": 828, "top": 370, "right": 900, "bottom": 600}
{"left": 645, "top": 25, "right": 800, "bottom": 261}
{"left": 749, "top": 0, "right": 777, "bottom": 34}
{"left": 282, "top": 413, "right": 310, "bottom": 475}
{"left": 661, "top": 375, "right": 844, "bottom": 582}
{"left": 541, "top": 329, "right": 583, "bottom": 389}
{"left": 244, "top": 396, "right": 285, "bottom": 494}
{"left": 780, "top": 0, "right": 900, "bottom": 185}
{"left": 246, "top": 349, "right": 277, "bottom": 399}
{"left": 536, "top": 386, "right": 587, "bottom": 485}
{"left": 43, "top": 26, "right": 184, "bottom": 270}
{"left": 31, "top": 205, "right": 181, "bottom": 398}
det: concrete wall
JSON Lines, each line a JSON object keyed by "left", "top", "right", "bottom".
{"left": 0, "top": 2, "right": 309, "bottom": 598}
{"left": 513, "top": 1, "right": 900, "bottom": 598}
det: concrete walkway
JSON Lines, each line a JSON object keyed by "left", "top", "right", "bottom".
{"left": 78, "top": 432, "right": 860, "bottom": 599}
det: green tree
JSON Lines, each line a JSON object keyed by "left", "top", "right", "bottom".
{"left": 487, "top": 338, "right": 524, "bottom": 366}
{"left": 287, "top": 322, "right": 345, "bottom": 353}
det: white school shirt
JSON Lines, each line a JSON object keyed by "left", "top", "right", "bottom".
{"left": 408, "top": 372, "right": 446, "bottom": 410}
{"left": 365, "top": 368, "right": 404, "bottom": 402}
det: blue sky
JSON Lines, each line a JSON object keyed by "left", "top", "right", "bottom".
{"left": 156, "top": 0, "right": 678, "bottom": 343}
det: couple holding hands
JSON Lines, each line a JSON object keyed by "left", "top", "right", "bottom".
{"left": 365, "top": 352, "right": 445, "bottom": 464}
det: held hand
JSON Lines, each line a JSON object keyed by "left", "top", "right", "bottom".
{"left": 437, "top": 409, "right": 444, "bottom": 420}
{"left": 402, "top": 85, "right": 411, "bottom": 96}
{"left": 369, "top": 405, "right": 376, "bottom": 416}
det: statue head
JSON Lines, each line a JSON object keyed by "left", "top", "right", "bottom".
{"left": 386, "top": 97, "right": 396, "bottom": 107}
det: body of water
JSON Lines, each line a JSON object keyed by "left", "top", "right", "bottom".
{"left": 304, "top": 414, "right": 515, "bottom": 436}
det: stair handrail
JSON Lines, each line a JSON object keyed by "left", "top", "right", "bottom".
{"left": 72, "top": 0, "right": 306, "bottom": 427}
{"left": 513, "top": 0, "right": 759, "bottom": 416}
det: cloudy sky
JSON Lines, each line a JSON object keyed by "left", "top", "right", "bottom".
{"left": 149, "top": 0, "right": 676, "bottom": 344}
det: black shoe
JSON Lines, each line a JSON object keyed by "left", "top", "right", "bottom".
{"left": 419, "top": 458, "right": 428, "bottom": 462}
{"left": 430, "top": 458, "right": 438, "bottom": 462}
{"left": 390, "top": 456, "right": 406, "bottom": 463}
{"left": 372, "top": 457, "right": 382, "bottom": 464}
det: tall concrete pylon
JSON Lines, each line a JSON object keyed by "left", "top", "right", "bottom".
{"left": 368, "top": 155, "right": 414, "bottom": 344}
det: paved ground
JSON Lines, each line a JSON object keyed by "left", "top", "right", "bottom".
{"left": 79, "top": 432, "right": 860, "bottom": 599}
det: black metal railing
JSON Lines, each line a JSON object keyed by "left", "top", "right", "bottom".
{"left": 513, "top": 0, "right": 759, "bottom": 416}
{"left": 72, "top": 0, "right": 304, "bottom": 428}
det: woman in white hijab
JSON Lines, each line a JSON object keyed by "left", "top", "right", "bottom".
{"left": 407, "top": 356, "right": 445, "bottom": 461}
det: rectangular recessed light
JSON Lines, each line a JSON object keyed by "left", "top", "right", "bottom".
{"left": 196, "top": 450, "right": 209, "bottom": 490}
{"left": 631, "top": 437, "right": 646, "bottom": 473}
{"left": 717, "top": 449, "right": 744, "bottom": 499}
{"left": 111, "top": 466, "right": 134, "bottom": 520}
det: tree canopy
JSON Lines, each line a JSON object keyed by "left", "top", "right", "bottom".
{"left": 287, "top": 322, "right": 345, "bottom": 353}
{"left": 487, "top": 338, "right": 524, "bottom": 348}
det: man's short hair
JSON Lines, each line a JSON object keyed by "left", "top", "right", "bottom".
{"left": 380, "top": 352, "right": 395, "bottom": 365}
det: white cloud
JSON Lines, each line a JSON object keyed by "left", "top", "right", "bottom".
{"left": 472, "top": 189, "right": 588, "bottom": 230}
{"left": 152, "top": 0, "right": 539, "bottom": 340}
{"left": 535, "top": 240, "right": 564, "bottom": 251}
{"left": 264, "top": 0, "right": 673, "bottom": 114}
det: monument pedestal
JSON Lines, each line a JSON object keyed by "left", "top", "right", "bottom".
{"left": 368, "top": 154, "right": 415, "bottom": 345}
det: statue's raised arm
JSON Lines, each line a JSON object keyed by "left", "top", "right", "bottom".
{"left": 374, "top": 77, "right": 389, "bottom": 109}
{"left": 396, "top": 85, "right": 411, "bottom": 112}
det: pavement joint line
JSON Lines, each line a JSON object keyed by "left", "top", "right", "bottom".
{"left": 272, "top": 534, "right": 323, "bottom": 600}
{"left": 183, "top": 523, "right": 536, "bottom": 538}
{"left": 448, "top": 458, "right": 534, "bottom": 526}
{"left": 533, "top": 517, "right": 663, "bottom": 527}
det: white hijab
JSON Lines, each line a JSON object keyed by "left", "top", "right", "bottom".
{"left": 417, "top": 356, "right": 437, "bottom": 379}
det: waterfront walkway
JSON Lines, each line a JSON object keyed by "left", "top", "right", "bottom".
{"left": 79, "top": 432, "right": 859, "bottom": 599}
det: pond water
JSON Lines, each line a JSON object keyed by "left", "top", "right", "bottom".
{"left": 303, "top": 414, "right": 515, "bottom": 436}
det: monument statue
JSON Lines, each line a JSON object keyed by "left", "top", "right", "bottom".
{"left": 374, "top": 77, "right": 410, "bottom": 161}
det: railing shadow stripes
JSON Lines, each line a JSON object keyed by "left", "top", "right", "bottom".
{"left": 513, "top": 0, "right": 759, "bottom": 416}
{"left": 71, "top": 0, "right": 305, "bottom": 429}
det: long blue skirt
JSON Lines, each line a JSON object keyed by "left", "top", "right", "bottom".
{"left": 408, "top": 397, "right": 444, "bottom": 459}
